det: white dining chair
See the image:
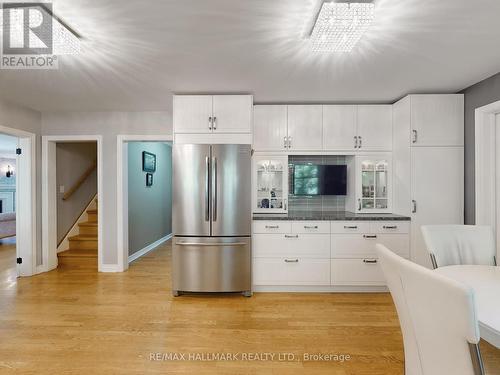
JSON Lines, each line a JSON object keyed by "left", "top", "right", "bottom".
{"left": 376, "top": 244, "right": 485, "bottom": 375}
{"left": 376, "top": 245, "right": 423, "bottom": 375}
{"left": 421, "top": 225, "right": 497, "bottom": 269}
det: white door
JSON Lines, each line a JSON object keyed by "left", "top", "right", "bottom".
{"left": 357, "top": 105, "right": 393, "bottom": 151}
{"left": 356, "top": 155, "right": 392, "bottom": 213}
{"left": 411, "top": 147, "right": 464, "bottom": 268}
{"left": 212, "top": 95, "right": 252, "bottom": 133}
{"left": 323, "top": 105, "right": 357, "bottom": 151}
{"left": 173, "top": 95, "right": 213, "bottom": 134}
{"left": 287, "top": 105, "right": 322, "bottom": 151}
{"left": 16, "top": 137, "right": 34, "bottom": 276}
{"left": 410, "top": 94, "right": 464, "bottom": 146}
{"left": 253, "top": 105, "right": 288, "bottom": 151}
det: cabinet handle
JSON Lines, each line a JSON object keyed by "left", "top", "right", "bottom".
{"left": 304, "top": 225, "right": 318, "bottom": 229}
{"left": 284, "top": 234, "right": 299, "bottom": 239}
{"left": 383, "top": 225, "right": 398, "bottom": 229}
{"left": 283, "top": 136, "right": 287, "bottom": 149}
{"left": 412, "top": 129, "right": 418, "bottom": 143}
{"left": 354, "top": 136, "right": 358, "bottom": 149}
{"left": 412, "top": 200, "right": 417, "bottom": 213}
{"left": 288, "top": 136, "right": 292, "bottom": 149}
{"left": 363, "top": 235, "right": 378, "bottom": 239}
{"left": 208, "top": 116, "right": 213, "bottom": 130}
{"left": 285, "top": 259, "right": 299, "bottom": 263}
{"left": 213, "top": 116, "right": 217, "bottom": 130}
{"left": 358, "top": 199, "right": 362, "bottom": 211}
{"left": 284, "top": 199, "right": 288, "bottom": 211}
{"left": 344, "top": 225, "right": 358, "bottom": 229}
{"left": 265, "top": 225, "right": 279, "bottom": 229}
{"left": 363, "top": 259, "right": 378, "bottom": 264}
{"left": 358, "top": 136, "right": 362, "bottom": 149}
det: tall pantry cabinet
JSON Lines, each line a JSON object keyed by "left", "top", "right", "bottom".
{"left": 393, "top": 94, "right": 464, "bottom": 268}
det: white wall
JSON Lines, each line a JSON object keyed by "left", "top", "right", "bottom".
{"left": 0, "top": 98, "right": 42, "bottom": 265}
{"left": 41, "top": 111, "right": 172, "bottom": 266}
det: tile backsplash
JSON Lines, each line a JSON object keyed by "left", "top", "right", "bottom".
{"left": 288, "top": 155, "right": 346, "bottom": 212}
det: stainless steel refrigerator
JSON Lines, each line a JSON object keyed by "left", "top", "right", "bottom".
{"left": 172, "top": 144, "right": 252, "bottom": 296}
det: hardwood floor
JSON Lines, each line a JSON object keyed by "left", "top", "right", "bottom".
{"left": 0, "top": 240, "right": 498, "bottom": 374}
{"left": 0, "top": 237, "right": 16, "bottom": 282}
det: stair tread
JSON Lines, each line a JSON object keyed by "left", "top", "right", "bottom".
{"left": 58, "top": 249, "right": 97, "bottom": 258}
{"left": 78, "top": 222, "right": 97, "bottom": 227}
{"left": 69, "top": 235, "right": 98, "bottom": 241}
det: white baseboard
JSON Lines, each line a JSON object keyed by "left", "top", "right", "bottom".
{"left": 99, "top": 264, "right": 122, "bottom": 273}
{"left": 128, "top": 233, "right": 172, "bottom": 264}
{"left": 252, "top": 285, "right": 388, "bottom": 293}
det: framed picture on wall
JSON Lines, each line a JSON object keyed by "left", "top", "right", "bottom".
{"left": 146, "top": 173, "right": 153, "bottom": 187}
{"left": 142, "top": 151, "right": 156, "bottom": 172}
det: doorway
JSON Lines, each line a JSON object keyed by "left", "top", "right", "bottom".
{"left": 117, "top": 135, "right": 173, "bottom": 272}
{"left": 0, "top": 134, "right": 19, "bottom": 278}
{"left": 0, "top": 126, "right": 36, "bottom": 277}
{"left": 42, "top": 136, "right": 103, "bottom": 272}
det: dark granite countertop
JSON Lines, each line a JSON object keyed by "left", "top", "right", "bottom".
{"left": 252, "top": 211, "right": 411, "bottom": 221}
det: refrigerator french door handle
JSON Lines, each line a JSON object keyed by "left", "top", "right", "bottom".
{"left": 212, "top": 157, "right": 218, "bottom": 222}
{"left": 205, "top": 156, "right": 210, "bottom": 221}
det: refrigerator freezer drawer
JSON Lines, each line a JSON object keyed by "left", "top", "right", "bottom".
{"left": 172, "top": 237, "right": 251, "bottom": 293}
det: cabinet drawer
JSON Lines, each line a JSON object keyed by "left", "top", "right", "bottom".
{"left": 331, "top": 259, "right": 385, "bottom": 286}
{"left": 331, "top": 221, "right": 370, "bottom": 234}
{"left": 291, "top": 221, "right": 330, "bottom": 234}
{"left": 253, "top": 221, "right": 291, "bottom": 234}
{"left": 253, "top": 258, "right": 330, "bottom": 286}
{"left": 370, "top": 221, "right": 409, "bottom": 234}
{"left": 330, "top": 234, "right": 409, "bottom": 258}
{"left": 253, "top": 234, "right": 330, "bottom": 258}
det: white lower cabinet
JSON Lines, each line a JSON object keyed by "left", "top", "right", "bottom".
{"left": 253, "top": 234, "right": 330, "bottom": 258}
{"left": 331, "top": 259, "right": 385, "bottom": 286}
{"left": 252, "top": 220, "right": 410, "bottom": 290}
{"left": 330, "top": 234, "right": 409, "bottom": 258}
{"left": 253, "top": 258, "right": 331, "bottom": 286}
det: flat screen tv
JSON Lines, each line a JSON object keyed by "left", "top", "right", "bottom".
{"left": 292, "top": 164, "right": 347, "bottom": 196}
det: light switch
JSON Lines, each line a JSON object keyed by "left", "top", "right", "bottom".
{"left": 59, "top": 185, "right": 65, "bottom": 193}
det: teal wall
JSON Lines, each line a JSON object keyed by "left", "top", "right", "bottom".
{"left": 127, "top": 142, "right": 172, "bottom": 256}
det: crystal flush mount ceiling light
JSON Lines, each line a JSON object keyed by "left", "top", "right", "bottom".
{"left": 309, "top": 1, "right": 375, "bottom": 52}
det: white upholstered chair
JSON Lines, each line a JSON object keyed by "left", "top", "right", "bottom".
{"left": 376, "top": 244, "right": 485, "bottom": 375}
{"left": 421, "top": 225, "right": 497, "bottom": 269}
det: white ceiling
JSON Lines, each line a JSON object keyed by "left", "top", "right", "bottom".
{"left": 1, "top": 0, "right": 499, "bottom": 112}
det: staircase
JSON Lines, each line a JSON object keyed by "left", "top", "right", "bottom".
{"left": 58, "top": 199, "right": 98, "bottom": 271}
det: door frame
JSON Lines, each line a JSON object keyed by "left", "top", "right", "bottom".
{"left": 475, "top": 99, "right": 500, "bottom": 258}
{"left": 0, "top": 125, "right": 36, "bottom": 276}
{"left": 116, "top": 134, "right": 173, "bottom": 272}
{"left": 41, "top": 135, "right": 103, "bottom": 272}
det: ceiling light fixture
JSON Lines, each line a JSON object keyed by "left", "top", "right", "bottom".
{"left": 1, "top": 4, "right": 81, "bottom": 55}
{"left": 309, "top": 1, "right": 375, "bottom": 53}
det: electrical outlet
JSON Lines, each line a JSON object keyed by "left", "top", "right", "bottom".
{"left": 59, "top": 185, "right": 65, "bottom": 194}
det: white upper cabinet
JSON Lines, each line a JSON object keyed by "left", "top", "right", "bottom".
{"left": 287, "top": 105, "right": 323, "bottom": 151}
{"left": 253, "top": 105, "right": 288, "bottom": 151}
{"left": 323, "top": 105, "right": 357, "bottom": 151}
{"left": 410, "top": 94, "right": 464, "bottom": 146}
{"left": 173, "top": 95, "right": 213, "bottom": 134}
{"left": 357, "top": 105, "right": 393, "bottom": 151}
{"left": 212, "top": 95, "right": 252, "bottom": 133}
{"left": 174, "top": 95, "right": 252, "bottom": 134}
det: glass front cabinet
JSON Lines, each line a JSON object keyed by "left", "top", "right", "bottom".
{"left": 356, "top": 154, "right": 392, "bottom": 213}
{"left": 252, "top": 155, "right": 288, "bottom": 213}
